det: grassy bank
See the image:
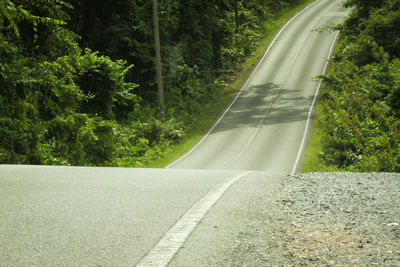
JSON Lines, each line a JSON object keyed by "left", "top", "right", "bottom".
{"left": 145, "top": 0, "right": 317, "bottom": 168}
{"left": 301, "top": 105, "right": 341, "bottom": 172}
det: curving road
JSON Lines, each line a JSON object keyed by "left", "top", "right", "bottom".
{"left": 0, "top": 1, "right": 349, "bottom": 266}
{"left": 168, "top": 0, "right": 348, "bottom": 174}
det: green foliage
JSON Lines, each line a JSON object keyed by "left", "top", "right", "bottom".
{"left": 113, "top": 118, "right": 184, "bottom": 167}
{"left": 1, "top": 0, "right": 165, "bottom": 166}
{"left": 342, "top": 0, "right": 400, "bottom": 58}
{"left": 73, "top": 49, "right": 138, "bottom": 120}
{"left": 319, "top": 0, "right": 400, "bottom": 172}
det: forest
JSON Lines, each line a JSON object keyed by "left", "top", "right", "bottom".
{"left": 0, "top": 0, "right": 305, "bottom": 166}
{"left": 319, "top": 0, "right": 400, "bottom": 171}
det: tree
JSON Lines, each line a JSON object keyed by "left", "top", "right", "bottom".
{"left": 318, "top": 0, "right": 400, "bottom": 171}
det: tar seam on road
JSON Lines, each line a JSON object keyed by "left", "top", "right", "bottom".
{"left": 165, "top": 0, "right": 321, "bottom": 169}
{"left": 135, "top": 171, "right": 251, "bottom": 267}
{"left": 231, "top": 16, "right": 321, "bottom": 164}
{"left": 291, "top": 30, "right": 340, "bottom": 175}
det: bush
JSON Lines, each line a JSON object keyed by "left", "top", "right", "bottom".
{"left": 320, "top": 35, "right": 400, "bottom": 171}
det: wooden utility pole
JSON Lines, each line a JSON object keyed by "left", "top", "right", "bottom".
{"left": 234, "top": 0, "right": 239, "bottom": 31}
{"left": 153, "top": 0, "right": 166, "bottom": 122}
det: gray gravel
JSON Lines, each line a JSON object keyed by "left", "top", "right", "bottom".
{"left": 276, "top": 173, "right": 400, "bottom": 266}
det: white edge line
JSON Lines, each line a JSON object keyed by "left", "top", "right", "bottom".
{"left": 136, "top": 171, "right": 251, "bottom": 267}
{"left": 291, "top": 31, "right": 340, "bottom": 175}
{"left": 166, "top": 0, "right": 321, "bottom": 169}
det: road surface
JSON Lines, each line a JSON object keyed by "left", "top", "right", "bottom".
{"left": 0, "top": 1, "right": 349, "bottom": 266}
{"left": 0, "top": 166, "right": 282, "bottom": 266}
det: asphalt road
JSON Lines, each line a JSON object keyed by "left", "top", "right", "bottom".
{"left": 0, "top": 165, "right": 243, "bottom": 265}
{"left": 0, "top": 1, "right": 349, "bottom": 266}
{"left": 168, "top": 0, "right": 348, "bottom": 174}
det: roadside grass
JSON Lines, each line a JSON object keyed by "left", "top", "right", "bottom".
{"left": 145, "top": 0, "right": 317, "bottom": 168}
{"left": 301, "top": 98, "right": 342, "bottom": 173}
{"left": 301, "top": 105, "right": 326, "bottom": 172}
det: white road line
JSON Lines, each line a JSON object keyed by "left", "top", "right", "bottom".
{"left": 166, "top": 0, "right": 321, "bottom": 169}
{"left": 136, "top": 171, "right": 250, "bottom": 267}
{"left": 291, "top": 31, "right": 340, "bottom": 175}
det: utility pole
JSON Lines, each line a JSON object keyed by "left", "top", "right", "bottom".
{"left": 153, "top": 0, "right": 166, "bottom": 122}
{"left": 234, "top": 0, "right": 239, "bottom": 32}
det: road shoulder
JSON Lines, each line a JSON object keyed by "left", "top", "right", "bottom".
{"left": 170, "top": 172, "right": 400, "bottom": 266}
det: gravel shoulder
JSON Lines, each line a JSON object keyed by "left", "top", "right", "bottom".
{"left": 171, "top": 172, "right": 400, "bottom": 266}
{"left": 278, "top": 173, "right": 400, "bottom": 266}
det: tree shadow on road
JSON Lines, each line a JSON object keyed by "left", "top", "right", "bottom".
{"left": 210, "top": 82, "right": 316, "bottom": 133}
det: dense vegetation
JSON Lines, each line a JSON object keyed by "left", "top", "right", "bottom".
{"left": 319, "top": 0, "right": 400, "bottom": 171}
{"left": 1, "top": 0, "right": 305, "bottom": 166}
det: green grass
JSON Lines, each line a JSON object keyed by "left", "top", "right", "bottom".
{"left": 301, "top": 105, "right": 325, "bottom": 172}
{"left": 145, "top": 0, "right": 317, "bottom": 168}
{"left": 301, "top": 102, "right": 342, "bottom": 173}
